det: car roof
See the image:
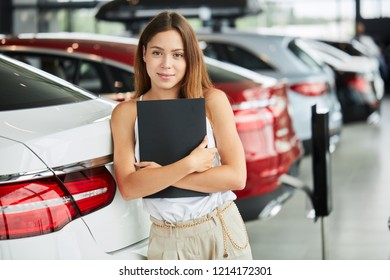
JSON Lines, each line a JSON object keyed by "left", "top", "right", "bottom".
{"left": 1, "top": 32, "right": 278, "bottom": 85}
{"left": 0, "top": 32, "right": 139, "bottom": 65}
{"left": 198, "top": 31, "right": 321, "bottom": 75}
{"left": 197, "top": 29, "right": 296, "bottom": 40}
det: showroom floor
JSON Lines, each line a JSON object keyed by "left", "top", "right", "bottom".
{"left": 246, "top": 94, "right": 390, "bottom": 260}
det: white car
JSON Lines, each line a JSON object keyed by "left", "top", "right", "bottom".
{"left": 198, "top": 31, "right": 343, "bottom": 154}
{"left": 0, "top": 54, "right": 150, "bottom": 259}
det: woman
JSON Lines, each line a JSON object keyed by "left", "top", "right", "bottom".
{"left": 111, "top": 11, "right": 252, "bottom": 260}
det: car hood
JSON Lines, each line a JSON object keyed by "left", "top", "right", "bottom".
{"left": 0, "top": 99, "right": 116, "bottom": 169}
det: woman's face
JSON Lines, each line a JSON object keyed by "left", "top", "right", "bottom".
{"left": 143, "top": 29, "right": 187, "bottom": 96}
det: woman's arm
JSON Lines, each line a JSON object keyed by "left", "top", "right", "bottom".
{"left": 111, "top": 100, "right": 217, "bottom": 200}
{"left": 175, "top": 89, "right": 247, "bottom": 193}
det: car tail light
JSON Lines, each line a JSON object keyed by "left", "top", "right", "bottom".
{"left": 345, "top": 75, "right": 379, "bottom": 107}
{"left": 0, "top": 166, "right": 115, "bottom": 240}
{"left": 267, "top": 83, "right": 288, "bottom": 119}
{"left": 290, "top": 81, "right": 328, "bottom": 96}
{"left": 346, "top": 76, "right": 372, "bottom": 94}
{"left": 232, "top": 87, "right": 276, "bottom": 160}
{"left": 268, "top": 83, "right": 303, "bottom": 168}
{"left": 58, "top": 167, "right": 116, "bottom": 216}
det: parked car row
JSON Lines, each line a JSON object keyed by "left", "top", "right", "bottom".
{"left": 0, "top": 32, "right": 304, "bottom": 259}
{"left": 0, "top": 32, "right": 303, "bottom": 210}
{"left": 197, "top": 31, "right": 344, "bottom": 154}
{"left": 198, "top": 29, "right": 385, "bottom": 145}
{"left": 0, "top": 27, "right": 384, "bottom": 259}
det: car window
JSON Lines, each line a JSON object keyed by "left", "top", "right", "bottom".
{"left": 4, "top": 52, "right": 109, "bottom": 95}
{"left": 0, "top": 57, "right": 91, "bottom": 111}
{"left": 202, "top": 42, "right": 274, "bottom": 71}
{"left": 77, "top": 61, "right": 135, "bottom": 95}
{"left": 206, "top": 62, "right": 250, "bottom": 83}
{"left": 339, "top": 44, "right": 363, "bottom": 56}
{"left": 3, "top": 53, "right": 77, "bottom": 84}
{"left": 78, "top": 61, "right": 104, "bottom": 93}
{"left": 202, "top": 43, "right": 221, "bottom": 60}
{"left": 4, "top": 51, "right": 135, "bottom": 96}
{"left": 332, "top": 41, "right": 367, "bottom": 56}
{"left": 288, "top": 39, "right": 323, "bottom": 72}
{"left": 104, "top": 64, "right": 135, "bottom": 93}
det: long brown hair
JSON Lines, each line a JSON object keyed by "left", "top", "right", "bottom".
{"left": 133, "top": 11, "right": 213, "bottom": 99}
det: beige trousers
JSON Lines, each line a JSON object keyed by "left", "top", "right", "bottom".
{"left": 147, "top": 201, "right": 253, "bottom": 260}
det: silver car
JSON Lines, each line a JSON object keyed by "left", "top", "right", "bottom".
{"left": 0, "top": 54, "right": 150, "bottom": 259}
{"left": 198, "top": 31, "right": 343, "bottom": 154}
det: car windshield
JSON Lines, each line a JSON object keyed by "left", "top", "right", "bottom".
{"left": 0, "top": 56, "right": 92, "bottom": 111}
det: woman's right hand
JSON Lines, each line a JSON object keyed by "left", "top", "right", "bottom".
{"left": 187, "top": 136, "right": 218, "bottom": 173}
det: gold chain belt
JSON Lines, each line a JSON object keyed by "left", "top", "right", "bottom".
{"left": 151, "top": 201, "right": 249, "bottom": 258}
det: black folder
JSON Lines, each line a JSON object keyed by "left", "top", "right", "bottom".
{"left": 137, "top": 98, "right": 209, "bottom": 198}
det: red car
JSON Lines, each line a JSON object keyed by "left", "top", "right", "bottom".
{"left": 0, "top": 33, "right": 303, "bottom": 220}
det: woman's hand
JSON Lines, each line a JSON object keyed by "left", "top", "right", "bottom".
{"left": 187, "top": 136, "right": 218, "bottom": 173}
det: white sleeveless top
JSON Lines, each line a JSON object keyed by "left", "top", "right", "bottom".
{"left": 134, "top": 95, "right": 236, "bottom": 223}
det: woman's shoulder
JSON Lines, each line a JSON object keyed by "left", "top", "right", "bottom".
{"left": 111, "top": 98, "right": 138, "bottom": 121}
{"left": 205, "top": 87, "right": 226, "bottom": 98}
{"left": 204, "top": 88, "right": 233, "bottom": 123}
{"left": 205, "top": 88, "right": 231, "bottom": 108}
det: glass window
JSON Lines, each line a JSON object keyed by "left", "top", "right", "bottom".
{"left": 361, "top": 0, "right": 390, "bottom": 18}
{"left": 206, "top": 63, "right": 249, "bottom": 84}
{"left": 0, "top": 56, "right": 91, "bottom": 111}
{"left": 77, "top": 61, "right": 135, "bottom": 95}
{"left": 203, "top": 42, "right": 274, "bottom": 71}
{"left": 78, "top": 61, "right": 104, "bottom": 94}
{"left": 288, "top": 39, "right": 323, "bottom": 72}
{"left": 3, "top": 52, "right": 77, "bottom": 84}
{"left": 105, "top": 65, "right": 135, "bottom": 93}
{"left": 223, "top": 44, "right": 274, "bottom": 71}
{"left": 3, "top": 52, "right": 135, "bottom": 96}
{"left": 202, "top": 43, "right": 220, "bottom": 60}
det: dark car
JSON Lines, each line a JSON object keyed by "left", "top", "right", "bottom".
{"left": 320, "top": 38, "right": 389, "bottom": 94}
{"left": 304, "top": 39, "right": 384, "bottom": 123}
{"left": 0, "top": 32, "right": 303, "bottom": 221}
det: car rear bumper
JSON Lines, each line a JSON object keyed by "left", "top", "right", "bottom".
{"left": 0, "top": 218, "right": 148, "bottom": 260}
